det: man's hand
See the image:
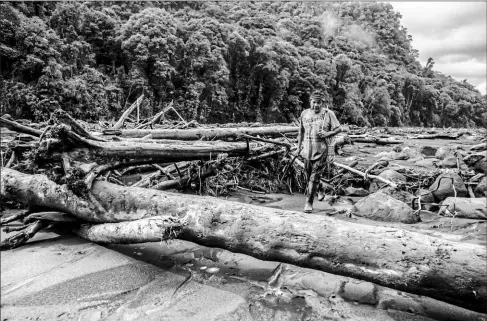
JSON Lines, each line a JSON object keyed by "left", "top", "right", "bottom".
{"left": 318, "top": 130, "right": 334, "bottom": 138}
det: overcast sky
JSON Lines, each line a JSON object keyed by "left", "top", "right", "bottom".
{"left": 389, "top": 2, "right": 486, "bottom": 95}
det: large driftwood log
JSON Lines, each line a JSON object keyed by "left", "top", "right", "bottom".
{"left": 41, "top": 129, "right": 258, "bottom": 162}
{"left": 103, "top": 126, "right": 299, "bottom": 140}
{"left": 1, "top": 168, "right": 485, "bottom": 312}
{"left": 0, "top": 117, "right": 42, "bottom": 137}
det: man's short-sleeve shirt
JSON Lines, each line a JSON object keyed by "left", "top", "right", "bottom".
{"left": 299, "top": 108, "right": 340, "bottom": 161}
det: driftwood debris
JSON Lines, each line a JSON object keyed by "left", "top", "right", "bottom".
{"left": 1, "top": 167, "right": 485, "bottom": 313}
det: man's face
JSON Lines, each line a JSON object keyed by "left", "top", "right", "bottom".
{"left": 310, "top": 98, "right": 323, "bottom": 114}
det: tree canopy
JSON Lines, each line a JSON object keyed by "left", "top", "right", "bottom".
{"left": 1, "top": 1, "right": 485, "bottom": 127}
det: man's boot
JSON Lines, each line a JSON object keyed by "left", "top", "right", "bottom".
{"left": 304, "top": 181, "right": 317, "bottom": 213}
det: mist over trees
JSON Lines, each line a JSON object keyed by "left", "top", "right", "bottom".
{"left": 1, "top": 1, "right": 485, "bottom": 127}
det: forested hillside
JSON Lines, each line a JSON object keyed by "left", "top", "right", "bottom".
{"left": 1, "top": 1, "right": 486, "bottom": 127}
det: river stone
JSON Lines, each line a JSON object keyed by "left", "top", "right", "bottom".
{"left": 380, "top": 187, "right": 415, "bottom": 208}
{"left": 439, "top": 155, "right": 458, "bottom": 168}
{"left": 415, "top": 158, "right": 438, "bottom": 168}
{"left": 344, "top": 187, "right": 369, "bottom": 197}
{"left": 428, "top": 173, "right": 467, "bottom": 202}
{"left": 439, "top": 197, "right": 487, "bottom": 219}
{"left": 395, "top": 147, "right": 423, "bottom": 161}
{"left": 474, "top": 177, "right": 487, "bottom": 197}
{"left": 419, "top": 146, "right": 437, "bottom": 156}
{"left": 392, "top": 145, "right": 402, "bottom": 153}
{"left": 369, "top": 169, "right": 406, "bottom": 193}
{"left": 435, "top": 146, "right": 454, "bottom": 160}
{"left": 352, "top": 192, "right": 420, "bottom": 223}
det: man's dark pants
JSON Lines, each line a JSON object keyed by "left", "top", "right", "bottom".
{"left": 304, "top": 147, "right": 335, "bottom": 198}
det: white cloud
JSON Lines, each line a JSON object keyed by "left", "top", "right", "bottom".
{"left": 475, "top": 81, "right": 486, "bottom": 95}
{"left": 390, "top": 2, "right": 487, "bottom": 88}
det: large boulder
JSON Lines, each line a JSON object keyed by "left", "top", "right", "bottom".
{"left": 474, "top": 177, "right": 487, "bottom": 197}
{"left": 369, "top": 169, "right": 406, "bottom": 192}
{"left": 380, "top": 187, "right": 415, "bottom": 208}
{"left": 352, "top": 192, "right": 420, "bottom": 224}
{"left": 419, "top": 146, "right": 438, "bottom": 157}
{"left": 428, "top": 173, "right": 467, "bottom": 202}
{"left": 439, "top": 197, "right": 487, "bottom": 219}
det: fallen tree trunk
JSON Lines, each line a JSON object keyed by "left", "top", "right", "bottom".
{"left": 1, "top": 168, "right": 485, "bottom": 312}
{"left": 41, "top": 130, "right": 257, "bottom": 163}
{"left": 103, "top": 126, "right": 299, "bottom": 140}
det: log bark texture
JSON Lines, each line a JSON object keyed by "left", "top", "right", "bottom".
{"left": 1, "top": 168, "right": 485, "bottom": 312}
{"left": 104, "top": 126, "right": 299, "bottom": 140}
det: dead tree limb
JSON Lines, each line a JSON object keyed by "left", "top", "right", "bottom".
{"left": 112, "top": 94, "right": 144, "bottom": 130}
{"left": 5, "top": 151, "right": 17, "bottom": 168}
{"left": 51, "top": 109, "right": 106, "bottom": 142}
{"left": 152, "top": 160, "right": 224, "bottom": 190}
{"left": 333, "top": 162, "right": 398, "bottom": 188}
{"left": 135, "top": 100, "right": 174, "bottom": 129}
{"left": 291, "top": 153, "right": 398, "bottom": 189}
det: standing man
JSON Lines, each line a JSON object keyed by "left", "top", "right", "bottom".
{"left": 297, "top": 90, "right": 344, "bottom": 213}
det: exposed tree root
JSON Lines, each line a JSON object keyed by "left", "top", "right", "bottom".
{"left": 0, "top": 220, "right": 49, "bottom": 250}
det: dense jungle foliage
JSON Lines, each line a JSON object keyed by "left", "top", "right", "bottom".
{"left": 1, "top": 1, "right": 486, "bottom": 127}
